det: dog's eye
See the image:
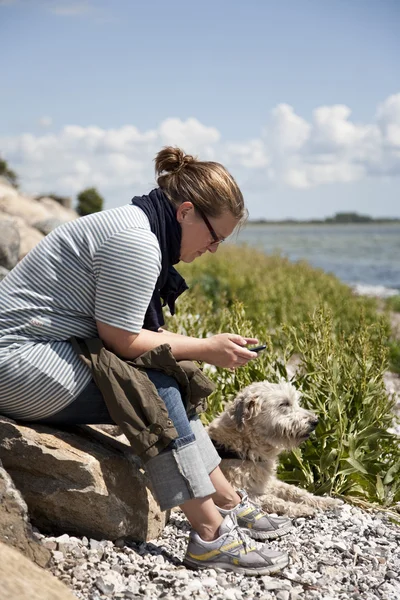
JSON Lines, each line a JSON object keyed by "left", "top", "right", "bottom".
{"left": 279, "top": 401, "right": 290, "bottom": 408}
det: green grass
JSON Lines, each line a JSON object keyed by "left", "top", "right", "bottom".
{"left": 166, "top": 245, "right": 400, "bottom": 507}
{"left": 384, "top": 295, "right": 400, "bottom": 374}
{"left": 385, "top": 295, "right": 400, "bottom": 313}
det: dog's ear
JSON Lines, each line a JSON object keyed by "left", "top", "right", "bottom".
{"left": 233, "top": 396, "right": 260, "bottom": 431}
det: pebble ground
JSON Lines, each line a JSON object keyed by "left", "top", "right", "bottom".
{"left": 35, "top": 502, "right": 400, "bottom": 600}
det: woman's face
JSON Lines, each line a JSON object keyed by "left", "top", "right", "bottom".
{"left": 176, "top": 202, "right": 239, "bottom": 263}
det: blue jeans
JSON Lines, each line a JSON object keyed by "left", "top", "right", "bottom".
{"left": 36, "top": 369, "right": 221, "bottom": 509}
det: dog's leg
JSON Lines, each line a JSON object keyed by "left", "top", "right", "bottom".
{"left": 265, "top": 480, "right": 342, "bottom": 511}
{"left": 252, "top": 492, "right": 317, "bottom": 518}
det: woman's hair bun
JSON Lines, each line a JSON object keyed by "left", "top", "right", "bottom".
{"left": 154, "top": 146, "right": 196, "bottom": 176}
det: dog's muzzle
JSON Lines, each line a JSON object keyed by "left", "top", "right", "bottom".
{"left": 304, "top": 417, "right": 319, "bottom": 437}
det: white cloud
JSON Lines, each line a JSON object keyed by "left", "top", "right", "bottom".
{"left": 377, "top": 94, "right": 400, "bottom": 148}
{"left": 224, "top": 140, "right": 269, "bottom": 169}
{"left": 1, "top": 94, "right": 400, "bottom": 205}
{"left": 266, "top": 103, "right": 311, "bottom": 152}
{"left": 158, "top": 118, "right": 220, "bottom": 152}
{"left": 262, "top": 93, "right": 400, "bottom": 189}
{"left": 39, "top": 116, "right": 53, "bottom": 128}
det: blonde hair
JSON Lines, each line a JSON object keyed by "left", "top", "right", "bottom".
{"left": 154, "top": 146, "right": 247, "bottom": 221}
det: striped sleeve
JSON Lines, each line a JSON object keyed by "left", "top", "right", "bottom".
{"left": 93, "top": 228, "right": 161, "bottom": 333}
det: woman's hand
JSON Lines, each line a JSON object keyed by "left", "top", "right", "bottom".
{"left": 201, "top": 333, "right": 259, "bottom": 369}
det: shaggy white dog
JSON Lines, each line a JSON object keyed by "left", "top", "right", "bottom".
{"left": 207, "top": 380, "right": 342, "bottom": 517}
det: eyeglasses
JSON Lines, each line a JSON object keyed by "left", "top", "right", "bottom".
{"left": 197, "top": 208, "right": 225, "bottom": 246}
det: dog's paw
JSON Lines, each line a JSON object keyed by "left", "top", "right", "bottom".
{"left": 287, "top": 505, "right": 317, "bottom": 518}
{"left": 318, "top": 497, "right": 344, "bottom": 511}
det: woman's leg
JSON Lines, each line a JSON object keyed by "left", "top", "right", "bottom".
{"left": 31, "top": 380, "right": 115, "bottom": 425}
{"left": 187, "top": 415, "right": 293, "bottom": 540}
{"left": 209, "top": 466, "right": 241, "bottom": 509}
{"left": 179, "top": 496, "right": 223, "bottom": 541}
{"left": 142, "top": 370, "right": 224, "bottom": 539}
{"left": 32, "top": 371, "right": 290, "bottom": 572}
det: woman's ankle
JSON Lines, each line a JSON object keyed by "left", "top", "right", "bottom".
{"left": 179, "top": 496, "right": 224, "bottom": 541}
{"left": 212, "top": 491, "right": 241, "bottom": 511}
{"left": 197, "top": 522, "right": 221, "bottom": 542}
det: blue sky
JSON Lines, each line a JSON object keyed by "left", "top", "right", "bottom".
{"left": 1, "top": 0, "right": 399, "bottom": 219}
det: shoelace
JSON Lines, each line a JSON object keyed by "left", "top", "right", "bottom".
{"left": 238, "top": 491, "right": 261, "bottom": 515}
{"left": 228, "top": 514, "right": 254, "bottom": 554}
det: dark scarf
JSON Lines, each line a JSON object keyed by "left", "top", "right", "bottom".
{"left": 130, "top": 188, "right": 188, "bottom": 331}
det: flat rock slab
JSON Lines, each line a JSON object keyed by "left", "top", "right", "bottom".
{"left": 0, "top": 462, "right": 51, "bottom": 568}
{"left": 0, "top": 541, "right": 76, "bottom": 600}
{"left": 0, "top": 218, "right": 20, "bottom": 269}
{"left": 0, "top": 417, "right": 167, "bottom": 542}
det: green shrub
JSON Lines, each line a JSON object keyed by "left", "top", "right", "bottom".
{"left": 388, "top": 340, "right": 400, "bottom": 374}
{"left": 166, "top": 246, "right": 399, "bottom": 507}
{"left": 280, "top": 309, "right": 399, "bottom": 506}
{"left": 76, "top": 187, "right": 104, "bottom": 216}
{"left": 386, "top": 295, "right": 400, "bottom": 313}
{"left": 0, "top": 158, "right": 18, "bottom": 188}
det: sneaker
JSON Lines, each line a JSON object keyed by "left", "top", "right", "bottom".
{"left": 183, "top": 513, "right": 289, "bottom": 576}
{"left": 217, "top": 490, "right": 293, "bottom": 540}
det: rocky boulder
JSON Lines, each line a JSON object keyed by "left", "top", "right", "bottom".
{"left": 33, "top": 217, "right": 69, "bottom": 236}
{"left": 0, "top": 217, "right": 20, "bottom": 269}
{"left": 18, "top": 221, "right": 45, "bottom": 259}
{"left": 0, "top": 461, "right": 50, "bottom": 568}
{"left": 0, "top": 181, "right": 78, "bottom": 261}
{"left": 0, "top": 541, "right": 76, "bottom": 600}
{"left": 0, "top": 194, "right": 54, "bottom": 226}
{"left": 0, "top": 417, "right": 167, "bottom": 543}
{"left": 0, "top": 177, "right": 19, "bottom": 199}
{"left": 0, "top": 265, "right": 9, "bottom": 281}
{"left": 35, "top": 196, "right": 78, "bottom": 221}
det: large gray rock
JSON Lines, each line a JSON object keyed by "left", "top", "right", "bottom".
{"left": 0, "top": 194, "right": 51, "bottom": 226}
{"left": 0, "top": 265, "right": 9, "bottom": 281}
{"left": 0, "top": 212, "right": 45, "bottom": 260}
{"left": 0, "top": 417, "right": 167, "bottom": 542}
{"left": 36, "top": 194, "right": 73, "bottom": 210}
{"left": 0, "top": 461, "right": 50, "bottom": 568}
{"left": 0, "top": 541, "right": 76, "bottom": 600}
{"left": 0, "top": 177, "right": 19, "bottom": 199}
{"left": 33, "top": 217, "right": 68, "bottom": 236}
{"left": 0, "top": 218, "right": 20, "bottom": 269}
{"left": 18, "top": 222, "right": 45, "bottom": 259}
{"left": 35, "top": 196, "right": 78, "bottom": 221}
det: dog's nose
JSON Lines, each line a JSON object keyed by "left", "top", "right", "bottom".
{"left": 309, "top": 417, "right": 319, "bottom": 429}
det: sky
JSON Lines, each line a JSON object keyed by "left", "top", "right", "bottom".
{"left": 1, "top": 0, "right": 399, "bottom": 219}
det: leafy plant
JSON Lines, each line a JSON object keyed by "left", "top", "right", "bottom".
{"left": 385, "top": 295, "right": 400, "bottom": 313}
{"left": 0, "top": 158, "right": 18, "bottom": 188}
{"left": 279, "top": 308, "right": 400, "bottom": 506}
{"left": 76, "top": 187, "right": 104, "bottom": 216}
{"left": 166, "top": 245, "right": 400, "bottom": 507}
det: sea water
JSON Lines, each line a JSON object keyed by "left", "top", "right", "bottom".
{"left": 231, "top": 223, "right": 400, "bottom": 298}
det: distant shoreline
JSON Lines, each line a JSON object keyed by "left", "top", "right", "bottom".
{"left": 246, "top": 218, "right": 400, "bottom": 226}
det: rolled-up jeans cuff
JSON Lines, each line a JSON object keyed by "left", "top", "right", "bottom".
{"left": 145, "top": 440, "right": 216, "bottom": 511}
{"left": 190, "top": 416, "right": 221, "bottom": 474}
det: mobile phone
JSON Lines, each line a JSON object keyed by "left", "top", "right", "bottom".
{"left": 248, "top": 344, "right": 267, "bottom": 353}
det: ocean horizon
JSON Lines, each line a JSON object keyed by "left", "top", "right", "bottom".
{"left": 230, "top": 222, "right": 400, "bottom": 298}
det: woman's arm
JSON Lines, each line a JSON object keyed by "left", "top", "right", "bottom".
{"left": 96, "top": 321, "right": 258, "bottom": 368}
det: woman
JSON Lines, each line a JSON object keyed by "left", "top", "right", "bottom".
{"left": 0, "top": 147, "right": 292, "bottom": 575}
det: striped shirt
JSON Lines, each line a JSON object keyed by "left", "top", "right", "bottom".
{"left": 0, "top": 205, "right": 161, "bottom": 420}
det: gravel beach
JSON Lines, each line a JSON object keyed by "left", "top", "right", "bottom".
{"left": 37, "top": 318, "right": 400, "bottom": 600}
{"left": 30, "top": 300, "right": 400, "bottom": 599}
{"left": 35, "top": 502, "right": 400, "bottom": 600}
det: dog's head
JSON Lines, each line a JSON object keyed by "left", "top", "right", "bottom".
{"left": 228, "top": 380, "right": 318, "bottom": 450}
